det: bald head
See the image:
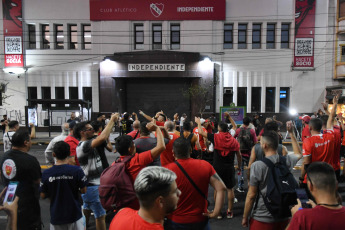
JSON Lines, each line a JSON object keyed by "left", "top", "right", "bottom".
{"left": 133, "top": 120, "right": 140, "bottom": 130}
{"left": 265, "top": 117, "right": 273, "bottom": 124}
{"left": 61, "top": 123, "right": 70, "bottom": 135}
{"left": 164, "top": 121, "right": 175, "bottom": 132}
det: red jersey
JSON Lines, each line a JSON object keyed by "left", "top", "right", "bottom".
{"left": 206, "top": 122, "right": 214, "bottom": 134}
{"left": 109, "top": 208, "right": 163, "bottom": 230}
{"left": 127, "top": 130, "right": 140, "bottom": 140}
{"left": 160, "top": 132, "right": 179, "bottom": 166}
{"left": 330, "top": 127, "right": 341, "bottom": 171}
{"left": 64, "top": 135, "right": 80, "bottom": 166}
{"left": 302, "top": 124, "right": 311, "bottom": 141}
{"left": 193, "top": 127, "right": 207, "bottom": 151}
{"left": 165, "top": 158, "right": 216, "bottom": 223}
{"left": 302, "top": 130, "right": 335, "bottom": 183}
{"left": 156, "top": 121, "right": 165, "bottom": 127}
{"left": 287, "top": 206, "right": 345, "bottom": 230}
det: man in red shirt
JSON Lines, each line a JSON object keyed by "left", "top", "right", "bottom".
{"left": 164, "top": 137, "right": 226, "bottom": 229}
{"left": 114, "top": 122, "right": 166, "bottom": 209}
{"left": 109, "top": 166, "right": 181, "bottom": 230}
{"left": 127, "top": 120, "right": 141, "bottom": 140}
{"left": 287, "top": 162, "right": 345, "bottom": 230}
{"left": 139, "top": 110, "right": 166, "bottom": 127}
{"left": 300, "top": 115, "right": 311, "bottom": 141}
{"left": 161, "top": 121, "right": 179, "bottom": 166}
{"left": 64, "top": 121, "right": 80, "bottom": 165}
{"left": 300, "top": 95, "right": 338, "bottom": 188}
{"left": 193, "top": 119, "right": 208, "bottom": 158}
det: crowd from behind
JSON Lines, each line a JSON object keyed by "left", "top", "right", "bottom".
{"left": 0, "top": 97, "right": 345, "bottom": 230}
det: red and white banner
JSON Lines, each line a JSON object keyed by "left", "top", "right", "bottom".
{"left": 90, "top": 0, "right": 226, "bottom": 21}
{"left": 294, "top": 0, "right": 316, "bottom": 68}
{"left": 2, "top": 0, "right": 23, "bottom": 68}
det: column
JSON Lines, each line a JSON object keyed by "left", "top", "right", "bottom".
{"left": 233, "top": 71, "right": 238, "bottom": 106}
{"left": 247, "top": 72, "right": 252, "bottom": 113}
{"left": 261, "top": 72, "right": 266, "bottom": 113}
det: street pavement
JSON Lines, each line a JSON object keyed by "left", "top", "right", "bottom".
{"left": 0, "top": 132, "right": 344, "bottom": 229}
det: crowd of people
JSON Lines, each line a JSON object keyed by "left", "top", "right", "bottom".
{"left": 0, "top": 100, "right": 344, "bottom": 230}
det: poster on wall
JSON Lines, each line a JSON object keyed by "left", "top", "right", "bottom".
{"left": 90, "top": 0, "right": 226, "bottom": 21}
{"left": 2, "top": 0, "right": 24, "bottom": 68}
{"left": 293, "top": 0, "right": 316, "bottom": 68}
{"left": 220, "top": 106, "right": 246, "bottom": 125}
{"left": 28, "top": 108, "right": 37, "bottom": 126}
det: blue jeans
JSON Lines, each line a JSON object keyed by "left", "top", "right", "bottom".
{"left": 164, "top": 219, "right": 210, "bottom": 230}
{"left": 81, "top": 185, "right": 106, "bottom": 219}
{"left": 237, "top": 156, "right": 249, "bottom": 189}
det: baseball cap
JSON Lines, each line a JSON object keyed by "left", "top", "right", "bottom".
{"left": 69, "top": 120, "right": 78, "bottom": 129}
{"left": 299, "top": 115, "right": 311, "bottom": 123}
{"left": 200, "top": 118, "right": 206, "bottom": 124}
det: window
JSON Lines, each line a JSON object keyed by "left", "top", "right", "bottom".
{"left": 340, "top": 0, "right": 345, "bottom": 18}
{"left": 28, "top": 87, "right": 37, "bottom": 107}
{"left": 224, "top": 24, "right": 233, "bottom": 49}
{"left": 28, "top": 24, "right": 36, "bottom": 49}
{"left": 152, "top": 24, "right": 162, "bottom": 50}
{"left": 265, "top": 87, "right": 275, "bottom": 112}
{"left": 252, "top": 24, "right": 261, "bottom": 49}
{"left": 170, "top": 24, "right": 180, "bottom": 50}
{"left": 69, "top": 87, "right": 78, "bottom": 100}
{"left": 251, "top": 87, "right": 261, "bottom": 112}
{"left": 55, "top": 24, "right": 64, "bottom": 49}
{"left": 83, "top": 87, "right": 92, "bottom": 106}
{"left": 237, "top": 87, "right": 247, "bottom": 107}
{"left": 55, "top": 87, "right": 65, "bottom": 107}
{"left": 341, "top": 46, "right": 345, "bottom": 62}
{"left": 42, "top": 24, "right": 50, "bottom": 49}
{"left": 267, "top": 24, "right": 275, "bottom": 49}
{"left": 134, "top": 24, "right": 144, "bottom": 50}
{"left": 281, "top": 23, "right": 290, "bottom": 49}
{"left": 280, "top": 87, "right": 290, "bottom": 112}
{"left": 68, "top": 24, "right": 78, "bottom": 49}
{"left": 41, "top": 87, "right": 51, "bottom": 109}
{"left": 223, "top": 87, "right": 233, "bottom": 106}
{"left": 238, "top": 24, "right": 247, "bottom": 49}
{"left": 82, "top": 24, "right": 91, "bottom": 50}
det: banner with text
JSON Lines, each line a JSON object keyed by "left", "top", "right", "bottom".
{"left": 2, "top": 0, "right": 23, "bottom": 68}
{"left": 220, "top": 106, "right": 246, "bottom": 125}
{"left": 90, "top": 0, "right": 226, "bottom": 21}
{"left": 294, "top": 0, "right": 316, "bottom": 68}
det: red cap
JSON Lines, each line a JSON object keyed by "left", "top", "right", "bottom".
{"left": 299, "top": 115, "right": 311, "bottom": 123}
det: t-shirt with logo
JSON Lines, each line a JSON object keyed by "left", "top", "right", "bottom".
{"left": 3, "top": 131, "right": 15, "bottom": 153}
{"left": 76, "top": 140, "right": 103, "bottom": 185}
{"left": 329, "top": 127, "right": 341, "bottom": 171}
{"left": 40, "top": 164, "right": 88, "bottom": 225}
{"left": 109, "top": 208, "right": 163, "bottom": 230}
{"left": 302, "top": 124, "right": 311, "bottom": 141}
{"left": 0, "top": 149, "right": 42, "bottom": 229}
{"left": 193, "top": 127, "right": 207, "bottom": 151}
{"left": 121, "top": 119, "right": 134, "bottom": 134}
{"left": 302, "top": 130, "right": 335, "bottom": 183}
{"left": 165, "top": 158, "right": 216, "bottom": 224}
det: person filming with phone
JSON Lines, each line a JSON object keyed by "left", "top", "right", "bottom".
{"left": 287, "top": 162, "right": 345, "bottom": 229}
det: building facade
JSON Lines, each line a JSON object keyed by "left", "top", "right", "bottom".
{"left": 0, "top": 0, "right": 338, "bottom": 127}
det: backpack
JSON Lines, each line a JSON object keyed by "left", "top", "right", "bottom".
{"left": 98, "top": 156, "right": 137, "bottom": 211}
{"left": 238, "top": 128, "right": 254, "bottom": 152}
{"left": 258, "top": 156, "right": 298, "bottom": 219}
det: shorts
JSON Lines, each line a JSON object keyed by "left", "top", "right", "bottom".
{"left": 81, "top": 185, "right": 106, "bottom": 219}
{"left": 50, "top": 218, "right": 84, "bottom": 230}
{"left": 249, "top": 218, "right": 289, "bottom": 230}
{"left": 214, "top": 165, "right": 236, "bottom": 189}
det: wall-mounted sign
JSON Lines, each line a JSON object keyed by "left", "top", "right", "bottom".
{"left": 220, "top": 106, "right": 246, "bottom": 125}
{"left": 128, "top": 64, "right": 185, "bottom": 71}
{"left": 2, "top": 0, "right": 24, "bottom": 68}
{"left": 90, "top": 0, "right": 226, "bottom": 21}
{"left": 293, "top": 0, "right": 316, "bottom": 68}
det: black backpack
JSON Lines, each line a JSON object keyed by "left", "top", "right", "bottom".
{"left": 238, "top": 128, "right": 254, "bottom": 152}
{"left": 258, "top": 156, "right": 298, "bottom": 219}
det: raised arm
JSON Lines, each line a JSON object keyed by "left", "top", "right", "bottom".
{"left": 146, "top": 122, "right": 166, "bottom": 160}
{"left": 287, "top": 121, "right": 302, "bottom": 160}
{"left": 29, "top": 123, "right": 36, "bottom": 139}
{"left": 194, "top": 117, "right": 208, "bottom": 138}
{"left": 139, "top": 110, "right": 153, "bottom": 122}
{"left": 225, "top": 112, "right": 237, "bottom": 131}
{"left": 91, "top": 113, "right": 119, "bottom": 148}
{"left": 132, "top": 112, "right": 139, "bottom": 121}
{"left": 327, "top": 94, "right": 339, "bottom": 129}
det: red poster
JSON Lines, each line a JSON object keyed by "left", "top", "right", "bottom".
{"left": 294, "top": 0, "right": 316, "bottom": 68}
{"left": 2, "top": 0, "right": 23, "bottom": 68}
{"left": 90, "top": 0, "right": 226, "bottom": 21}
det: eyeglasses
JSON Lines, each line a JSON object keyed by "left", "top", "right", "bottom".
{"left": 83, "top": 128, "right": 94, "bottom": 132}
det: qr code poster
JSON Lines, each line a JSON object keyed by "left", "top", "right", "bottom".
{"left": 295, "top": 38, "right": 313, "bottom": 57}
{"left": 5, "top": 36, "right": 22, "bottom": 54}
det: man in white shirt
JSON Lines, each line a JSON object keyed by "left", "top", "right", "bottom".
{"left": 44, "top": 123, "right": 69, "bottom": 165}
{"left": 3, "top": 121, "right": 19, "bottom": 152}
